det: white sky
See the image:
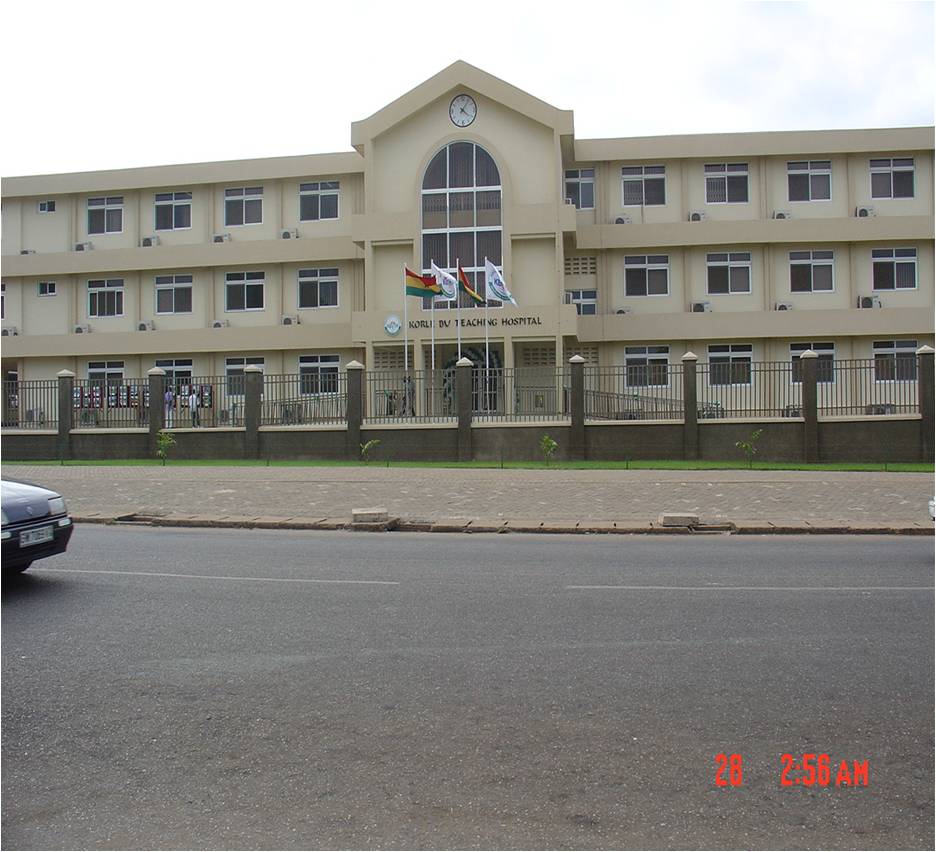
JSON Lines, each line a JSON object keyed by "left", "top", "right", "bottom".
{"left": 2, "top": 0, "right": 933, "bottom": 177}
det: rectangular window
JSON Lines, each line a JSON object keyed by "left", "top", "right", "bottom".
{"left": 704, "top": 163, "right": 749, "bottom": 204}
{"left": 225, "top": 356, "right": 265, "bottom": 396}
{"left": 706, "top": 252, "right": 752, "bottom": 294}
{"left": 38, "top": 281, "right": 57, "bottom": 297}
{"left": 299, "top": 181, "right": 340, "bottom": 221}
{"left": 789, "top": 250, "right": 834, "bottom": 292}
{"left": 224, "top": 186, "right": 263, "bottom": 226}
{"left": 87, "top": 279, "right": 124, "bottom": 317}
{"left": 299, "top": 354, "right": 340, "bottom": 395}
{"left": 708, "top": 344, "right": 753, "bottom": 386}
{"left": 564, "top": 169, "right": 595, "bottom": 210}
{"left": 154, "top": 358, "right": 194, "bottom": 390}
{"left": 872, "top": 248, "right": 917, "bottom": 290}
{"left": 155, "top": 191, "right": 193, "bottom": 230}
{"left": 87, "top": 196, "right": 123, "bottom": 234}
{"left": 621, "top": 165, "right": 666, "bottom": 206}
{"left": 791, "top": 342, "right": 835, "bottom": 383}
{"left": 155, "top": 274, "right": 194, "bottom": 314}
{"left": 38, "top": 200, "right": 56, "bottom": 213}
{"left": 225, "top": 271, "right": 265, "bottom": 311}
{"left": 873, "top": 340, "right": 918, "bottom": 382}
{"left": 564, "top": 289, "right": 597, "bottom": 315}
{"left": 624, "top": 255, "right": 669, "bottom": 297}
{"left": 87, "top": 360, "right": 124, "bottom": 388}
{"left": 787, "top": 161, "right": 831, "bottom": 202}
{"left": 298, "top": 268, "right": 339, "bottom": 309}
{"left": 625, "top": 345, "right": 670, "bottom": 387}
{"left": 870, "top": 158, "right": 914, "bottom": 199}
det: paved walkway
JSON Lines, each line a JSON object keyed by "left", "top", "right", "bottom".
{"left": 3, "top": 464, "right": 933, "bottom": 533}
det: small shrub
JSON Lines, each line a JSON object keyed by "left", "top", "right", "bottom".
{"left": 540, "top": 433, "right": 558, "bottom": 467}
{"left": 735, "top": 429, "right": 763, "bottom": 469}
{"left": 155, "top": 430, "right": 176, "bottom": 466}
{"left": 360, "top": 439, "right": 381, "bottom": 464}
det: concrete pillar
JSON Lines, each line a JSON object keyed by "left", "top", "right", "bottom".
{"left": 918, "top": 346, "right": 934, "bottom": 462}
{"left": 681, "top": 352, "right": 698, "bottom": 460}
{"left": 345, "top": 360, "right": 364, "bottom": 460}
{"left": 244, "top": 365, "right": 262, "bottom": 459}
{"left": 56, "top": 370, "right": 75, "bottom": 461}
{"left": 456, "top": 356, "right": 473, "bottom": 462}
{"left": 799, "top": 349, "right": 819, "bottom": 463}
{"left": 147, "top": 367, "right": 166, "bottom": 457}
{"left": 569, "top": 355, "right": 585, "bottom": 460}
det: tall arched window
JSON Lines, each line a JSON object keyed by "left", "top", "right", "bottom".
{"left": 421, "top": 141, "right": 502, "bottom": 308}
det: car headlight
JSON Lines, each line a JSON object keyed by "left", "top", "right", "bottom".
{"left": 48, "top": 497, "right": 67, "bottom": 515}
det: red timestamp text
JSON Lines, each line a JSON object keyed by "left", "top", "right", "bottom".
{"left": 715, "top": 753, "right": 870, "bottom": 787}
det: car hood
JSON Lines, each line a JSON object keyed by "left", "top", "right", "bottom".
{"left": 1, "top": 479, "right": 58, "bottom": 524}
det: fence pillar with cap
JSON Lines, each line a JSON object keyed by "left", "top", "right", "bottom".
{"left": 147, "top": 367, "right": 166, "bottom": 456}
{"left": 345, "top": 360, "right": 364, "bottom": 460}
{"left": 456, "top": 356, "right": 473, "bottom": 461}
{"left": 56, "top": 369, "right": 75, "bottom": 461}
{"left": 569, "top": 355, "right": 586, "bottom": 460}
{"left": 681, "top": 352, "right": 698, "bottom": 460}
{"left": 243, "top": 366, "right": 263, "bottom": 458}
{"left": 799, "top": 349, "right": 819, "bottom": 463}
{"left": 918, "top": 345, "right": 935, "bottom": 462}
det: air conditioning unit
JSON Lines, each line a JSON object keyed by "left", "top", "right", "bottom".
{"left": 775, "top": 302, "right": 794, "bottom": 311}
{"left": 20, "top": 249, "right": 36, "bottom": 255}
{"left": 858, "top": 296, "right": 882, "bottom": 309}
{"left": 137, "top": 320, "right": 155, "bottom": 331}
{"left": 856, "top": 206, "right": 876, "bottom": 218}
{"left": 212, "top": 233, "right": 231, "bottom": 243}
{"left": 691, "top": 301, "right": 712, "bottom": 313}
{"left": 211, "top": 319, "right": 229, "bottom": 328}
{"left": 75, "top": 242, "right": 93, "bottom": 251}
{"left": 280, "top": 228, "right": 299, "bottom": 240}
{"left": 281, "top": 315, "right": 299, "bottom": 326}
{"left": 73, "top": 324, "right": 91, "bottom": 334}
{"left": 612, "top": 215, "right": 632, "bottom": 225}
{"left": 772, "top": 210, "right": 792, "bottom": 220}
{"left": 564, "top": 197, "right": 576, "bottom": 206}
{"left": 688, "top": 211, "right": 706, "bottom": 222}
{"left": 865, "top": 403, "right": 896, "bottom": 416}
{"left": 615, "top": 307, "right": 631, "bottom": 315}
{"left": 1, "top": 326, "right": 19, "bottom": 336}
{"left": 140, "top": 235, "right": 160, "bottom": 247}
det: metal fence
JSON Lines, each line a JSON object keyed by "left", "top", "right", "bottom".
{"left": 162, "top": 377, "right": 243, "bottom": 428}
{"left": 2, "top": 380, "right": 59, "bottom": 429}
{"left": 472, "top": 367, "right": 570, "bottom": 421}
{"left": 260, "top": 373, "right": 348, "bottom": 426}
{"left": 818, "top": 358, "right": 920, "bottom": 417}
{"left": 72, "top": 380, "right": 151, "bottom": 428}
{"left": 364, "top": 369, "right": 456, "bottom": 424}
{"left": 584, "top": 365, "right": 684, "bottom": 421}
{"left": 696, "top": 361, "right": 802, "bottom": 420}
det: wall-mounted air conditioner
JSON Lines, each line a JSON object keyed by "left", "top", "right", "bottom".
{"left": 865, "top": 403, "right": 896, "bottom": 415}
{"left": 141, "top": 235, "right": 160, "bottom": 247}
{"left": 137, "top": 321, "right": 155, "bottom": 331}
{"left": 211, "top": 319, "right": 229, "bottom": 328}
{"left": 612, "top": 215, "right": 632, "bottom": 225}
{"left": 20, "top": 249, "right": 36, "bottom": 255}
{"left": 74, "top": 324, "right": 91, "bottom": 334}
{"left": 281, "top": 315, "right": 299, "bottom": 326}
{"left": 615, "top": 307, "right": 631, "bottom": 315}
{"left": 688, "top": 211, "right": 706, "bottom": 222}
{"left": 1, "top": 326, "right": 19, "bottom": 336}
{"left": 856, "top": 206, "right": 876, "bottom": 218}
{"left": 857, "top": 296, "right": 882, "bottom": 309}
{"left": 775, "top": 302, "right": 794, "bottom": 311}
{"left": 75, "top": 242, "right": 93, "bottom": 251}
{"left": 691, "top": 301, "right": 712, "bottom": 313}
{"left": 280, "top": 229, "right": 299, "bottom": 240}
{"left": 212, "top": 233, "right": 231, "bottom": 243}
{"left": 772, "top": 210, "right": 792, "bottom": 220}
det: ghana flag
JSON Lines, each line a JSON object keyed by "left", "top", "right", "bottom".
{"left": 457, "top": 264, "right": 485, "bottom": 304}
{"left": 405, "top": 267, "right": 442, "bottom": 298}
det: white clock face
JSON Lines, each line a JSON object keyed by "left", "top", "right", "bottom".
{"left": 449, "top": 94, "right": 477, "bottom": 127}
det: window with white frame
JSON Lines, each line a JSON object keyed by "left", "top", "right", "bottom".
{"left": 155, "top": 191, "right": 192, "bottom": 230}
{"left": 87, "top": 196, "right": 123, "bottom": 234}
{"left": 791, "top": 342, "right": 835, "bottom": 383}
{"left": 155, "top": 274, "right": 193, "bottom": 314}
{"left": 873, "top": 340, "right": 918, "bottom": 382}
{"left": 706, "top": 252, "right": 751, "bottom": 294}
{"left": 708, "top": 344, "right": 753, "bottom": 386}
{"left": 38, "top": 281, "right": 57, "bottom": 297}
{"left": 299, "top": 182, "right": 339, "bottom": 221}
{"left": 564, "top": 289, "right": 597, "bottom": 315}
{"left": 298, "top": 268, "right": 339, "bottom": 309}
{"left": 38, "top": 200, "right": 56, "bottom": 213}
{"left": 870, "top": 158, "right": 914, "bottom": 199}
{"left": 564, "top": 169, "right": 595, "bottom": 209}
{"left": 225, "top": 271, "right": 264, "bottom": 311}
{"left": 154, "top": 358, "right": 194, "bottom": 390}
{"left": 790, "top": 250, "right": 834, "bottom": 292}
{"left": 87, "top": 360, "right": 124, "bottom": 388}
{"left": 421, "top": 141, "right": 502, "bottom": 310}
{"left": 625, "top": 255, "right": 669, "bottom": 297}
{"left": 225, "top": 356, "right": 265, "bottom": 395}
{"left": 299, "top": 354, "right": 340, "bottom": 395}
{"left": 872, "top": 248, "right": 917, "bottom": 290}
{"left": 622, "top": 165, "right": 665, "bottom": 206}
{"left": 224, "top": 186, "right": 263, "bottom": 226}
{"left": 787, "top": 161, "right": 831, "bottom": 202}
{"left": 625, "top": 345, "right": 669, "bottom": 387}
{"left": 704, "top": 163, "right": 749, "bottom": 203}
{"left": 88, "top": 278, "right": 124, "bottom": 317}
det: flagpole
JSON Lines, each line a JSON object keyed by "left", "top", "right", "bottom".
{"left": 484, "top": 257, "right": 490, "bottom": 372}
{"left": 455, "top": 257, "right": 462, "bottom": 360}
{"left": 430, "top": 259, "right": 436, "bottom": 373}
{"left": 402, "top": 265, "right": 408, "bottom": 372}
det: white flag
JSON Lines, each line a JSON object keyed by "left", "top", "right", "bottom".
{"left": 431, "top": 261, "right": 457, "bottom": 300}
{"left": 485, "top": 259, "right": 516, "bottom": 305}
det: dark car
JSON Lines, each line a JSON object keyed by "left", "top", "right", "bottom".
{"left": 1, "top": 478, "right": 74, "bottom": 574}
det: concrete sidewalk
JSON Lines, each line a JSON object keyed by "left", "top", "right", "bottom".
{"left": 3, "top": 463, "right": 933, "bottom": 534}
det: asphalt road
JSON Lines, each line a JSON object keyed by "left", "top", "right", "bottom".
{"left": 2, "top": 528, "right": 933, "bottom": 850}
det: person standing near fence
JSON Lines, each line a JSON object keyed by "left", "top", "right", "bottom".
{"left": 164, "top": 387, "right": 175, "bottom": 427}
{"left": 188, "top": 388, "right": 200, "bottom": 428}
